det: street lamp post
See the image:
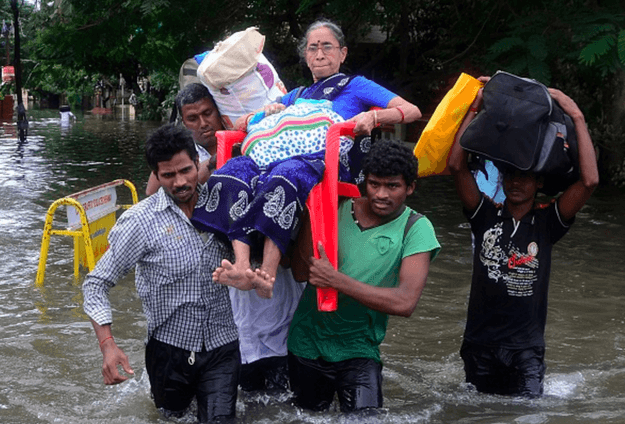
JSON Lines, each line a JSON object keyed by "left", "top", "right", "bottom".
{"left": 10, "top": 0, "right": 27, "bottom": 141}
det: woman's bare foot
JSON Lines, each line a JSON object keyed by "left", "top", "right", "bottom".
{"left": 245, "top": 268, "right": 275, "bottom": 299}
{"left": 213, "top": 259, "right": 254, "bottom": 290}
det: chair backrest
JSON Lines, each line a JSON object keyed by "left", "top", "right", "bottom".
{"left": 215, "top": 122, "right": 360, "bottom": 312}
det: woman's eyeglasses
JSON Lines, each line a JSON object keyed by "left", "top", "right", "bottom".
{"left": 306, "top": 43, "right": 339, "bottom": 55}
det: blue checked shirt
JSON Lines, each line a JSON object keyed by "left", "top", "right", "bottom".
{"left": 83, "top": 186, "right": 238, "bottom": 353}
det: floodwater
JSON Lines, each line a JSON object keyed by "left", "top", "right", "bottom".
{"left": 1, "top": 109, "right": 624, "bottom": 423}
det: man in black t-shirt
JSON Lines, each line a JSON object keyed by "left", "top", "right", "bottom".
{"left": 449, "top": 80, "right": 599, "bottom": 397}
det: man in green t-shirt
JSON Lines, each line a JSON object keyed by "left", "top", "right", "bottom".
{"left": 287, "top": 139, "right": 441, "bottom": 412}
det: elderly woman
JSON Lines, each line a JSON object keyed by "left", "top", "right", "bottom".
{"left": 192, "top": 19, "right": 421, "bottom": 297}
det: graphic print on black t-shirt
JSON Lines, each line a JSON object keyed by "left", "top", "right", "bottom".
{"left": 479, "top": 222, "right": 539, "bottom": 298}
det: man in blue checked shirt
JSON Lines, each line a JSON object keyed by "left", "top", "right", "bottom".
{"left": 83, "top": 123, "right": 240, "bottom": 423}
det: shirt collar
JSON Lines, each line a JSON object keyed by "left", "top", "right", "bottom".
{"left": 154, "top": 187, "right": 174, "bottom": 212}
{"left": 154, "top": 183, "right": 205, "bottom": 214}
{"left": 498, "top": 201, "right": 536, "bottom": 225}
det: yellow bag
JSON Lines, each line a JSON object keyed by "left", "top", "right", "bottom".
{"left": 414, "top": 73, "right": 483, "bottom": 177}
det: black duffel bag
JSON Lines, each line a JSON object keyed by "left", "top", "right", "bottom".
{"left": 460, "top": 71, "right": 579, "bottom": 195}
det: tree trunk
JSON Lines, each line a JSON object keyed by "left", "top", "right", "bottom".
{"left": 603, "top": 69, "right": 625, "bottom": 184}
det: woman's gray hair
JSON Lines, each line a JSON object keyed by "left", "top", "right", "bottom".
{"left": 297, "top": 19, "right": 346, "bottom": 60}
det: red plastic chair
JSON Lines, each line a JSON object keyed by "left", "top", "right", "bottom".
{"left": 215, "top": 121, "right": 360, "bottom": 312}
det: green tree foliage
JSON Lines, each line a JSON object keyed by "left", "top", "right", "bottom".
{"left": 18, "top": 0, "right": 625, "bottom": 100}
{"left": 27, "top": 64, "right": 98, "bottom": 105}
{"left": 575, "top": 15, "right": 625, "bottom": 75}
{"left": 23, "top": 0, "right": 244, "bottom": 114}
{"left": 28, "top": 0, "right": 239, "bottom": 88}
{"left": 476, "top": 2, "right": 625, "bottom": 85}
{"left": 13, "top": 0, "right": 625, "bottom": 180}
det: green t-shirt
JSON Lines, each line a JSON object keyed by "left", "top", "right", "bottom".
{"left": 288, "top": 200, "right": 441, "bottom": 363}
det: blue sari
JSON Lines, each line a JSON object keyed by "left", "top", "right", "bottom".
{"left": 191, "top": 73, "right": 369, "bottom": 254}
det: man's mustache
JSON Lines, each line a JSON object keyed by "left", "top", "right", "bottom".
{"left": 174, "top": 185, "right": 192, "bottom": 194}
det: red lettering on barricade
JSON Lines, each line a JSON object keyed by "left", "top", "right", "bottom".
{"left": 82, "top": 194, "right": 112, "bottom": 212}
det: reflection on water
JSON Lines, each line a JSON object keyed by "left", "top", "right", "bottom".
{"left": 1, "top": 109, "right": 624, "bottom": 423}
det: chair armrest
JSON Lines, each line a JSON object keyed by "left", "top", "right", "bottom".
{"left": 216, "top": 130, "right": 246, "bottom": 169}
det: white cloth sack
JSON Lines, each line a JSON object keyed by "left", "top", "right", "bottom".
{"left": 197, "top": 27, "right": 265, "bottom": 90}
{"left": 197, "top": 28, "right": 287, "bottom": 129}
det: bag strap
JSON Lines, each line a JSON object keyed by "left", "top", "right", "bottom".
{"left": 293, "top": 86, "right": 306, "bottom": 101}
{"left": 404, "top": 210, "right": 423, "bottom": 239}
{"left": 276, "top": 86, "right": 305, "bottom": 105}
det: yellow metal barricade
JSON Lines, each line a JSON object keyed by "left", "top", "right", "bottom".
{"left": 36, "top": 179, "right": 138, "bottom": 287}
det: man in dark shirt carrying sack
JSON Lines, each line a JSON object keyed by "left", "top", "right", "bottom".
{"left": 449, "top": 79, "right": 599, "bottom": 397}
{"left": 83, "top": 123, "right": 240, "bottom": 423}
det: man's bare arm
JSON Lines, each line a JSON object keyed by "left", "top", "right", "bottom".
{"left": 308, "top": 243, "right": 431, "bottom": 317}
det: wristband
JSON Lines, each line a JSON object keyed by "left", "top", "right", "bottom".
{"left": 373, "top": 109, "right": 378, "bottom": 127}
{"left": 395, "top": 106, "right": 405, "bottom": 123}
{"left": 99, "top": 336, "right": 114, "bottom": 348}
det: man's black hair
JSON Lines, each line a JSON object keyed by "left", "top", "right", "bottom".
{"left": 175, "top": 83, "right": 217, "bottom": 115}
{"left": 145, "top": 123, "right": 198, "bottom": 173}
{"left": 361, "top": 139, "right": 419, "bottom": 185}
